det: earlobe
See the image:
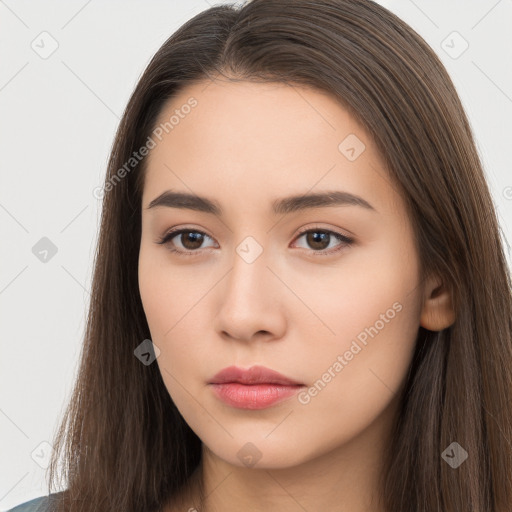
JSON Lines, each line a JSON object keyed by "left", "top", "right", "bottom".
{"left": 419, "top": 274, "right": 456, "bottom": 331}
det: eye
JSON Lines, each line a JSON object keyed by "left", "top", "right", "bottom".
{"left": 156, "top": 225, "right": 354, "bottom": 257}
{"left": 156, "top": 228, "right": 216, "bottom": 255}
{"left": 291, "top": 226, "right": 353, "bottom": 256}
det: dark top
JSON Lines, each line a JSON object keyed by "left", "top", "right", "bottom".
{"left": 6, "top": 493, "right": 60, "bottom": 512}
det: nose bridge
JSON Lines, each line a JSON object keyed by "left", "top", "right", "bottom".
{"left": 226, "top": 233, "right": 271, "bottom": 301}
{"left": 213, "top": 231, "right": 283, "bottom": 336}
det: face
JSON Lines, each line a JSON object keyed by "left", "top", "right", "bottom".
{"left": 138, "top": 79, "right": 425, "bottom": 469}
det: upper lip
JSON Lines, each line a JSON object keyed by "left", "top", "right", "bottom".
{"left": 209, "top": 365, "right": 303, "bottom": 386}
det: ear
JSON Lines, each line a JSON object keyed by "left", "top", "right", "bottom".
{"left": 420, "top": 273, "right": 456, "bottom": 331}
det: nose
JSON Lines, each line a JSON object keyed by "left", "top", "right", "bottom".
{"left": 213, "top": 245, "right": 287, "bottom": 343}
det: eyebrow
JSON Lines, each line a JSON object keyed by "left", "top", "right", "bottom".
{"left": 146, "top": 189, "right": 377, "bottom": 216}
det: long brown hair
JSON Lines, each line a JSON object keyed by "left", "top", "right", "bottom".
{"left": 47, "top": 0, "right": 512, "bottom": 510}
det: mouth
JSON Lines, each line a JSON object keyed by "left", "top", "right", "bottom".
{"left": 208, "top": 365, "right": 305, "bottom": 409}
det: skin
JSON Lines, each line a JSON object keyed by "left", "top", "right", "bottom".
{"left": 138, "top": 78, "right": 455, "bottom": 512}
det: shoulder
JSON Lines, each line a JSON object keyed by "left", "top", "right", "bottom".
{"left": 5, "top": 492, "right": 63, "bottom": 512}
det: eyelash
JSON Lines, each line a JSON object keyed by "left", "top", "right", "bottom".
{"left": 156, "top": 225, "right": 354, "bottom": 257}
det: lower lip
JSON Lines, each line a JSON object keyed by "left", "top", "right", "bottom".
{"left": 209, "top": 383, "right": 304, "bottom": 409}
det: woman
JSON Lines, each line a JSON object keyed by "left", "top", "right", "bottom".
{"left": 9, "top": 0, "right": 512, "bottom": 510}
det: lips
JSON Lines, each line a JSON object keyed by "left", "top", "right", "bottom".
{"left": 209, "top": 365, "right": 303, "bottom": 386}
{"left": 208, "top": 365, "right": 305, "bottom": 410}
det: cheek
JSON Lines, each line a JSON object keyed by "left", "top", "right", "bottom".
{"left": 138, "top": 249, "right": 207, "bottom": 397}
{"left": 138, "top": 243, "right": 200, "bottom": 335}
{"left": 289, "top": 280, "right": 421, "bottom": 460}
{"left": 291, "top": 231, "right": 420, "bottom": 354}
{"left": 295, "top": 301, "right": 418, "bottom": 451}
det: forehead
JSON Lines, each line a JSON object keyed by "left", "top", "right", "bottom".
{"left": 142, "top": 79, "right": 402, "bottom": 219}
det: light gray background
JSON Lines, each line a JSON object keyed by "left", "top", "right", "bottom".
{"left": 1, "top": 0, "right": 511, "bottom": 509}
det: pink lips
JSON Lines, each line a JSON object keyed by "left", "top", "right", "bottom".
{"left": 208, "top": 365, "right": 305, "bottom": 410}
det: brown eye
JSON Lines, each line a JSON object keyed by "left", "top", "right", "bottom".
{"left": 293, "top": 228, "right": 353, "bottom": 256}
{"left": 157, "top": 228, "right": 216, "bottom": 255}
